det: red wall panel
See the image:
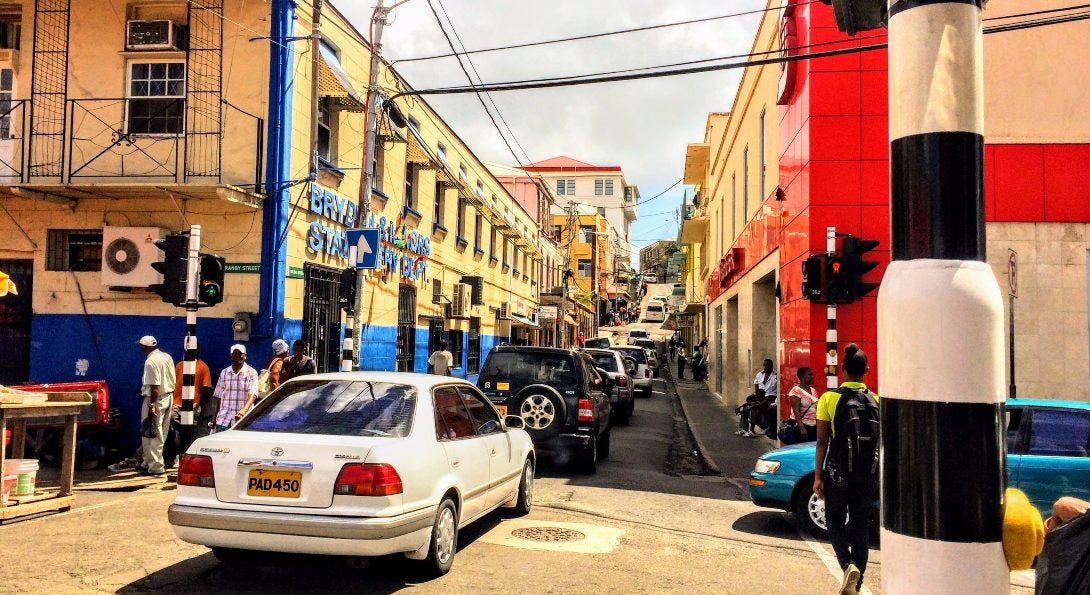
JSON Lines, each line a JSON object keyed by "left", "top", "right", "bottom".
{"left": 994, "top": 145, "right": 1045, "bottom": 221}
{"left": 1043, "top": 144, "right": 1090, "bottom": 222}
{"left": 810, "top": 161, "right": 861, "bottom": 205}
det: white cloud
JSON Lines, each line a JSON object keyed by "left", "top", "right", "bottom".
{"left": 333, "top": 0, "right": 766, "bottom": 249}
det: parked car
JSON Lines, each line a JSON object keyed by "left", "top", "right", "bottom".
{"left": 168, "top": 373, "right": 534, "bottom": 576}
{"left": 611, "top": 346, "right": 653, "bottom": 397}
{"left": 749, "top": 398, "right": 1090, "bottom": 538}
{"left": 584, "top": 336, "right": 613, "bottom": 349}
{"left": 628, "top": 329, "right": 649, "bottom": 341}
{"left": 477, "top": 346, "right": 612, "bottom": 473}
{"left": 583, "top": 348, "right": 635, "bottom": 425}
{"left": 631, "top": 338, "right": 659, "bottom": 376}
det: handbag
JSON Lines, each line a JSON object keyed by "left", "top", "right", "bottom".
{"left": 140, "top": 415, "right": 158, "bottom": 439}
{"left": 1036, "top": 510, "right": 1090, "bottom": 594}
{"left": 778, "top": 419, "right": 799, "bottom": 444}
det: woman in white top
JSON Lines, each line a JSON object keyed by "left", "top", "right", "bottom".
{"left": 788, "top": 366, "right": 819, "bottom": 442}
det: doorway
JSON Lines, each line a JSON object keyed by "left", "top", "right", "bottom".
{"left": 714, "top": 305, "right": 724, "bottom": 396}
{"left": 0, "top": 260, "right": 32, "bottom": 384}
{"left": 725, "top": 296, "right": 739, "bottom": 403}
{"left": 303, "top": 264, "right": 342, "bottom": 373}
{"left": 396, "top": 285, "right": 416, "bottom": 372}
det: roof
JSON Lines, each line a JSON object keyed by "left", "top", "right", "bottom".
{"left": 284, "top": 371, "right": 475, "bottom": 391}
{"left": 491, "top": 345, "right": 578, "bottom": 356}
{"left": 521, "top": 155, "right": 622, "bottom": 172}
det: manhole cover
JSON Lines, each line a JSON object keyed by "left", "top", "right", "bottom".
{"left": 511, "top": 527, "right": 587, "bottom": 543}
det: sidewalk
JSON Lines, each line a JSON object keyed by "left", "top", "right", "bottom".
{"left": 664, "top": 365, "right": 772, "bottom": 478}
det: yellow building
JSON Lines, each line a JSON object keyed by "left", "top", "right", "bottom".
{"left": 0, "top": 0, "right": 541, "bottom": 444}
{"left": 550, "top": 209, "right": 615, "bottom": 337}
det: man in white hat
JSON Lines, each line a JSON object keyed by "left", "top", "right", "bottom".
{"left": 211, "top": 344, "right": 259, "bottom": 433}
{"left": 137, "top": 335, "right": 176, "bottom": 475}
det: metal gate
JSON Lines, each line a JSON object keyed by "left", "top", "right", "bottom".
{"left": 303, "top": 264, "right": 342, "bottom": 373}
{"left": 467, "top": 317, "right": 480, "bottom": 375}
{"left": 0, "top": 260, "right": 32, "bottom": 384}
{"left": 396, "top": 285, "right": 416, "bottom": 372}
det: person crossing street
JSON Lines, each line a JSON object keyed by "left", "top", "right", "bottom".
{"left": 136, "top": 336, "right": 175, "bottom": 476}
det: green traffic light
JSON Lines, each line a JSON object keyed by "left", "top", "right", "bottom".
{"left": 200, "top": 282, "right": 221, "bottom": 300}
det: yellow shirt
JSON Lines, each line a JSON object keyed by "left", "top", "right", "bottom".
{"left": 815, "top": 381, "right": 880, "bottom": 437}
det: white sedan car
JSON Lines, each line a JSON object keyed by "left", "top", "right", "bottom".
{"left": 168, "top": 373, "right": 535, "bottom": 576}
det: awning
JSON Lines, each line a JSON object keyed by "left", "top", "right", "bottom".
{"left": 680, "top": 215, "right": 708, "bottom": 243}
{"left": 683, "top": 302, "right": 705, "bottom": 314}
{"left": 510, "top": 313, "right": 540, "bottom": 328}
{"left": 406, "top": 125, "right": 436, "bottom": 165}
{"left": 318, "top": 43, "right": 365, "bottom": 112}
{"left": 564, "top": 314, "right": 578, "bottom": 326}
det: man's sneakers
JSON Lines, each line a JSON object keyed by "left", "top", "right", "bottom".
{"left": 839, "top": 564, "right": 861, "bottom": 595}
{"left": 734, "top": 429, "right": 748, "bottom": 436}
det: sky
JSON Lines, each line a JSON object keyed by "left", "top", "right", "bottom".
{"left": 334, "top": 0, "right": 769, "bottom": 265}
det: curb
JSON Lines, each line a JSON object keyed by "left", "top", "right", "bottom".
{"left": 664, "top": 367, "right": 722, "bottom": 476}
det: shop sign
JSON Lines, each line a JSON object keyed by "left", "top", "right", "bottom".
{"left": 225, "top": 263, "right": 261, "bottom": 274}
{"left": 306, "top": 184, "right": 360, "bottom": 260}
{"left": 777, "top": 1, "right": 801, "bottom": 106}
{"left": 288, "top": 266, "right": 305, "bottom": 279}
{"left": 365, "top": 211, "right": 430, "bottom": 282}
{"left": 537, "top": 305, "right": 558, "bottom": 320}
{"left": 677, "top": 314, "right": 695, "bottom": 328}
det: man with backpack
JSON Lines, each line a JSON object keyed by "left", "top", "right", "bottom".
{"left": 814, "top": 344, "right": 880, "bottom": 595}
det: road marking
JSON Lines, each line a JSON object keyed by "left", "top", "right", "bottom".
{"left": 793, "top": 520, "right": 874, "bottom": 595}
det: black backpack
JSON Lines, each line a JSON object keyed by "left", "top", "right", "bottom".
{"left": 828, "top": 387, "right": 880, "bottom": 482}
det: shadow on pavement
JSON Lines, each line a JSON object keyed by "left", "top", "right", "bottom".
{"left": 731, "top": 510, "right": 806, "bottom": 542}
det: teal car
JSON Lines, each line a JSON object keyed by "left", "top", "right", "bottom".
{"left": 749, "top": 399, "right": 1090, "bottom": 537}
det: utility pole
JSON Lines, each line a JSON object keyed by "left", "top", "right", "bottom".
{"left": 878, "top": 0, "right": 1007, "bottom": 592}
{"left": 561, "top": 200, "right": 576, "bottom": 347}
{"left": 179, "top": 224, "right": 201, "bottom": 440}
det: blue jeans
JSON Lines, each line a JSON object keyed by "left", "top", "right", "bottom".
{"left": 823, "top": 471, "right": 877, "bottom": 584}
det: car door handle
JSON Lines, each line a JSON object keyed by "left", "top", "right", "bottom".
{"left": 451, "top": 458, "right": 461, "bottom": 467}
{"left": 490, "top": 448, "right": 497, "bottom": 457}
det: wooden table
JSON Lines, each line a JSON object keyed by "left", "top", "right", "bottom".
{"left": 1, "top": 395, "right": 91, "bottom": 522}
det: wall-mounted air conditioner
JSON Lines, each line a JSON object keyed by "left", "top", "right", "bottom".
{"left": 450, "top": 283, "right": 471, "bottom": 317}
{"left": 101, "top": 226, "right": 166, "bottom": 288}
{"left": 127, "top": 20, "right": 181, "bottom": 50}
{"left": 498, "top": 303, "right": 511, "bottom": 320}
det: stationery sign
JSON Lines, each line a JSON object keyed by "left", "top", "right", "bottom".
{"left": 306, "top": 184, "right": 359, "bottom": 260}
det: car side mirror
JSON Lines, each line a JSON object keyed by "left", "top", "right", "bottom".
{"left": 479, "top": 419, "right": 501, "bottom": 434}
{"left": 504, "top": 415, "right": 525, "bottom": 430}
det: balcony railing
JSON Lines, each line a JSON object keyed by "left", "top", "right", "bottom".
{"left": 0, "top": 97, "right": 264, "bottom": 193}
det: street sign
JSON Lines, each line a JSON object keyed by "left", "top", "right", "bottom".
{"left": 1007, "top": 249, "right": 1018, "bottom": 298}
{"left": 537, "top": 305, "right": 558, "bottom": 320}
{"left": 346, "top": 228, "right": 380, "bottom": 269}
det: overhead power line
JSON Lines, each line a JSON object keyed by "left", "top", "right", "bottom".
{"left": 392, "top": 1, "right": 816, "bottom": 65}
{"left": 388, "top": 9, "right": 1090, "bottom": 100}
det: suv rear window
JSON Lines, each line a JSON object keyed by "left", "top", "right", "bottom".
{"left": 584, "top": 337, "right": 611, "bottom": 349}
{"left": 238, "top": 380, "right": 416, "bottom": 437}
{"left": 480, "top": 352, "right": 580, "bottom": 389}
{"left": 647, "top": 304, "right": 663, "bottom": 312}
{"left": 613, "top": 347, "right": 646, "bottom": 364}
{"left": 589, "top": 353, "right": 619, "bottom": 372}
{"left": 633, "top": 339, "right": 656, "bottom": 350}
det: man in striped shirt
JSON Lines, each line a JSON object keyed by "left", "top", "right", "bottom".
{"left": 211, "top": 344, "right": 258, "bottom": 433}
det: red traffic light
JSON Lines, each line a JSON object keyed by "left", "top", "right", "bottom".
{"left": 831, "top": 261, "right": 842, "bottom": 274}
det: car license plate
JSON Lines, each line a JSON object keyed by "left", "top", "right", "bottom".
{"left": 246, "top": 469, "right": 302, "bottom": 498}
{"left": 496, "top": 405, "right": 508, "bottom": 416}
{"left": 497, "top": 382, "right": 510, "bottom": 391}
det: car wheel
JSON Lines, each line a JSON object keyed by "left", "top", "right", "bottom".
{"left": 598, "top": 429, "right": 611, "bottom": 460}
{"left": 211, "top": 547, "right": 260, "bottom": 566}
{"left": 794, "top": 478, "right": 829, "bottom": 539}
{"left": 515, "top": 390, "right": 565, "bottom": 441}
{"left": 615, "top": 407, "right": 631, "bottom": 426}
{"left": 574, "top": 430, "right": 598, "bottom": 474}
{"left": 423, "top": 498, "right": 459, "bottom": 576}
{"left": 509, "top": 459, "right": 534, "bottom": 516}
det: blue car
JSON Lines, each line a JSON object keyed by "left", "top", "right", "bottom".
{"left": 750, "top": 399, "right": 1090, "bottom": 537}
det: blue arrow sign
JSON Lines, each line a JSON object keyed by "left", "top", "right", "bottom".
{"left": 346, "top": 228, "right": 380, "bottom": 269}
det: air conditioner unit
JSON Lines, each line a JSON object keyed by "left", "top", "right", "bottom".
{"left": 450, "top": 283, "right": 471, "bottom": 317}
{"left": 126, "top": 20, "right": 181, "bottom": 50}
{"left": 101, "top": 226, "right": 166, "bottom": 288}
{"left": 498, "top": 303, "right": 511, "bottom": 320}
{"left": 431, "top": 279, "right": 443, "bottom": 304}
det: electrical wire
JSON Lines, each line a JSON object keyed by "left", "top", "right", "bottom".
{"left": 392, "top": 1, "right": 816, "bottom": 65}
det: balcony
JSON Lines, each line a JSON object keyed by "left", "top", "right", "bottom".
{"left": 0, "top": 97, "right": 265, "bottom": 205}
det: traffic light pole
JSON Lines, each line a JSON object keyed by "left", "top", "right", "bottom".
{"left": 879, "top": 0, "right": 1007, "bottom": 591}
{"left": 179, "top": 224, "right": 201, "bottom": 428}
{"left": 342, "top": 247, "right": 358, "bottom": 372}
{"left": 823, "top": 227, "right": 838, "bottom": 391}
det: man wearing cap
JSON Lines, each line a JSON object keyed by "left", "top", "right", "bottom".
{"left": 137, "top": 336, "right": 176, "bottom": 476}
{"left": 264, "top": 339, "right": 290, "bottom": 393}
{"left": 211, "top": 344, "right": 259, "bottom": 433}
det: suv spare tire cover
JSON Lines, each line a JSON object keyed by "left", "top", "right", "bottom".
{"left": 513, "top": 385, "right": 567, "bottom": 441}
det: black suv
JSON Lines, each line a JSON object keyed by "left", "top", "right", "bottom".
{"left": 477, "top": 346, "right": 612, "bottom": 473}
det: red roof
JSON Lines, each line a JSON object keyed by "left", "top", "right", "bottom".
{"left": 521, "top": 156, "right": 622, "bottom": 173}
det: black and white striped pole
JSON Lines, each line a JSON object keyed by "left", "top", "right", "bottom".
{"left": 879, "top": 0, "right": 1007, "bottom": 592}
{"left": 180, "top": 224, "right": 201, "bottom": 428}
{"left": 824, "top": 226, "right": 838, "bottom": 391}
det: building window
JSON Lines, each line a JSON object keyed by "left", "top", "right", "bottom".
{"left": 47, "top": 229, "right": 103, "bottom": 272}
{"left": 731, "top": 173, "right": 737, "bottom": 239}
{"left": 372, "top": 141, "right": 385, "bottom": 195}
{"left": 760, "top": 109, "right": 767, "bottom": 201}
{"left": 580, "top": 225, "right": 595, "bottom": 243}
{"left": 448, "top": 329, "right": 464, "bottom": 371}
{"left": 552, "top": 224, "right": 562, "bottom": 241}
{"left": 404, "top": 163, "right": 417, "bottom": 211}
{"left": 127, "top": 62, "right": 184, "bottom": 134}
{"left": 513, "top": 245, "right": 520, "bottom": 274}
{"left": 407, "top": 115, "right": 420, "bottom": 133}
{"left": 456, "top": 196, "right": 466, "bottom": 240}
{"left": 597, "top": 207, "right": 606, "bottom": 216}
{"left": 0, "top": 68, "right": 12, "bottom": 139}
{"left": 556, "top": 178, "right": 574, "bottom": 195}
{"left": 433, "top": 182, "right": 445, "bottom": 227}
{"left": 475, "top": 180, "right": 484, "bottom": 198}
{"left": 502, "top": 237, "right": 509, "bottom": 268}
{"left": 594, "top": 179, "right": 614, "bottom": 196}
{"left": 437, "top": 142, "right": 447, "bottom": 162}
{"left": 474, "top": 211, "right": 483, "bottom": 250}
{"left": 743, "top": 146, "right": 749, "bottom": 223}
{"left": 458, "top": 163, "right": 468, "bottom": 182}
{"left": 577, "top": 259, "right": 592, "bottom": 277}
{"left": 490, "top": 224, "right": 497, "bottom": 259}
{"left": 0, "top": 22, "right": 20, "bottom": 50}
{"left": 317, "top": 97, "right": 334, "bottom": 165}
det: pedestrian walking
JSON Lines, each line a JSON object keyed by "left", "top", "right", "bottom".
{"left": 281, "top": 339, "right": 317, "bottom": 382}
{"left": 428, "top": 340, "right": 453, "bottom": 376}
{"left": 210, "top": 344, "right": 259, "bottom": 433}
{"left": 136, "top": 336, "right": 175, "bottom": 476}
{"left": 164, "top": 346, "right": 212, "bottom": 468}
{"left": 787, "top": 366, "right": 819, "bottom": 443}
{"left": 262, "top": 339, "right": 290, "bottom": 393}
{"left": 676, "top": 348, "right": 687, "bottom": 380}
{"left": 814, "top": 344, "right": 880, "bottom": 595}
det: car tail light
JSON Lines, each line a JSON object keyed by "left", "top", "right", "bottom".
{"left": 578, "top": 398, "right": 594, "bottom": 422}
{"left": 178, "top": 454, "right": 215, "bottom": 488}
{"left": 617, "top": 376, "right": 627, "bottom": 387}
{"left": 334, "top": 463, "right": 403, "bottom": 496}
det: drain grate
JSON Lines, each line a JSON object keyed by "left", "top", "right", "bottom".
{"left": 511, "top": 526, "right": 587, "bottom": 543}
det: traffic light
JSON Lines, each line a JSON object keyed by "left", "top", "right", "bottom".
{"left": 819, "top": 0, "right": 887, "bottom": 36}
{"left": 801, "top": 255, "right": 825, "bottom": 302}
{"left": 198, "top": 254, "right": 226, "bottom": 307}
{"left": 843, "top": 235, "right": 880, "bottom": 299}
{"left": 824, "top": 254, "right": 852, "bottom": 304}
{"left": 338, "top": 267, "right": 358, "bottom": 314}
{"left": 149, "top": 232, "right": 189, "bottom": 306}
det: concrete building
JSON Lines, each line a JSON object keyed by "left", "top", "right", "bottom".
{"left": 679, "top": 0, "right": 1090, "bottom": 407}
{"left": 0, "top": 0, "right": 541, "bottom": 444}
{"left": 639, "top": 239, "right": 679, "bottom": 283}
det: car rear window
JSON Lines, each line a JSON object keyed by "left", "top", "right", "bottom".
{"left": 634, "top": 339, "right": 656, "bottom": 349}
{"left": 584, "top": 337, "right": 611, "bottom": 349}
{"left": 237, "top": 380, "right": 416, "bottom": 437}
{"left": 479, "top": 352, "right": 580, "bottom": 389}
{"left": 613, "top": 347, "right": 646, "bottom": 364}
{"left": 629, "top": 330, "right": 648, "bottom": 338}
{"left": 647, "top": 304, "right": 663, "bottom": 312}
{"left": 590, "top": 353, "right": 619, "bottom": 372}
